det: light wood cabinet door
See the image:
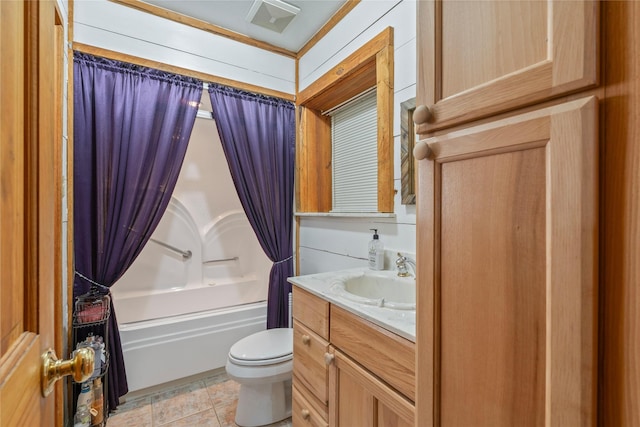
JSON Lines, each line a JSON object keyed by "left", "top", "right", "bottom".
{"left": 416, "top": 0, "right": 598, "bottom": 132}
{"left": 415, "top": 97, "right": 598, "bottom": 427}
{"left": 329, "top": 348, "right": 414, "bottom": 427}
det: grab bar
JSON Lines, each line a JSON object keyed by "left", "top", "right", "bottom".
{"left": 150, "top": 238, "right": 192, "bottom": 259}
{"left": 203, "top": 256, "right": 239, "bottom": 264}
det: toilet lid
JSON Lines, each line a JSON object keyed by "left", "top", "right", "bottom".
{"left": 229, "top": 328, "right": 292, "bottom": 366}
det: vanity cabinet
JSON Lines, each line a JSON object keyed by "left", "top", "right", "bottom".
{"left": 292, "top": 286, "right": 415, "bottom": 426}
{"left": 415, "top": 0, "right": 598, "bottom": 132}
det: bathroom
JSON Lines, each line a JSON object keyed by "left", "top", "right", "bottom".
{"left": 71, "top": 0, "right": 417, "bottom": 425}
{"left": 4, "top": 0, "right": 640, "bottom": 424}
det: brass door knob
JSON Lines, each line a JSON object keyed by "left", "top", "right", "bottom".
{"left": 301, "top": 334, "right": 311, "bottom": 345}
{"left": 301, "top": 408, "right": 311, "bottom": 420}
{"left": 41, "top": 347, "right": 95, "bottom": 397}
{"left": 413, "top": 104, "right": 433, "bottom": 124}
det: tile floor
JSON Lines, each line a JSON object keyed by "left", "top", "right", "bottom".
{"left": 106, "top": 371, "right": 292, "bottom": 427}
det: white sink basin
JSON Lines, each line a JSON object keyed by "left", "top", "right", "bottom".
{"left": 328, "top": 270, "right": 415, "bottom": 310}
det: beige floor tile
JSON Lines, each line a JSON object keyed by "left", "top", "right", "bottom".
{"left": 206, "top": 377, "right": 241, "bottom": 409}
{"left": 151, "top": 380, "right": 213, "bottom": 425}
{"left": 161, "top": 408, "right": 222, "bottom": 427}
{"left": 268, "top": 419, "right": 292, "bottom": 427}
{"left": 106, "top": 396, "right": 153, "bottom": 427}
{"left": 105, "top": 375, "right": 290, "bottom": 427}
{"left": 214, "top": 398, "right": 239, "bottom": 427}
{"left": 214, "top": 397, "right": 292, "bottom": 427}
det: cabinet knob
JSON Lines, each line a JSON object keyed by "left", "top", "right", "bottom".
{"left": 301, "top": 334, "right": 311, "bottom": 345}
{"left": 324, "top": 352, "right": 335, "bottom": 365}
{"left": 413, "top": 141, "right": 434, "bottom": 160}
{"left": 413, "top": 104, "right": 433, "bottom": 125}
{"left": 301, "top": 408, "right": 310, "bottom": 420}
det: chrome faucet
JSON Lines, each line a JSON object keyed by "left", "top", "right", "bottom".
{"left": 395, "top": 252, "right": 416, "bottom": 277}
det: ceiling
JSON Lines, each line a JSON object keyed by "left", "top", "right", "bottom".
{"left": 142, "top": 0, "right": 349, "bottom": 53}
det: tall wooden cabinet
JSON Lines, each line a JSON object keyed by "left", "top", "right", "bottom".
{"left": 416, "top": 0, "right": 598, "bottom": 132}
{"left": 414, "top": 1, "right": 599, "bottom": 426}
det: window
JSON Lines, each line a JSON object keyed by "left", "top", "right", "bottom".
{"left": 296, "top": 27, "right": 394, "bottom": 214}
{"left": 329, "top": 89, "right": 378, "bottom": 213}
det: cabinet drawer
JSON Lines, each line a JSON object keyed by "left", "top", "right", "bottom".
{"left": 293, "top": 383, "right": 329, "bottom": 427}
{"left": 293, "top": 320, "right": 329, "bottom": 404}
{"left": 330, "top": 305, "right": 415, "bottom": 401}
{"left": 293, "top": 287, "right": 329, "bottom": 339}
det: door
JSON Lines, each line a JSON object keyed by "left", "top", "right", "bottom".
{"left": 329, "top": 348, "right": 414, "bottom": 427}
{"left": 1, "top": 1, "right": 65, "bottom": 425}
{"left": 415, "top": 97, "right": 598, "bottom": 426}
{"left": 416, "top": 0, "right": 598, "bottom": 132}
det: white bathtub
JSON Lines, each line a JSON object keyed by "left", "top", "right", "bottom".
{"left": 112, "top": 198, "right": 272, "bottom": 393}
{"left": 116, "top": 298, "right": 267, "bottom": 392}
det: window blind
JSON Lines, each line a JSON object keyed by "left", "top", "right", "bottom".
{"left": 330, "top": 90, "right": 378, "bottom": 213}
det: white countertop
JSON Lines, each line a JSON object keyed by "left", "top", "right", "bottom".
{"left": 287, "top": 268, "right": 416, "bottom": 342}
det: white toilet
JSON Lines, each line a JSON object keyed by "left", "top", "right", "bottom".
{"left": 225, "top": 327, "right": 293, "bottom": 427}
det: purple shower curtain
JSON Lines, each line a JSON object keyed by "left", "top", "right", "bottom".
{"left": 208, "top": 84, "right": 295, "bottom": 328}
{"left": 73, "top": 52, "right": 202, "bottom": 410}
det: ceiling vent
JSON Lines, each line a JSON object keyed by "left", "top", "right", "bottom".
{"left": 245, "top": 0, "right": 300, "bottom": 33}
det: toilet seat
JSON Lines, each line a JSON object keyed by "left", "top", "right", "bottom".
{"left": 228, "top": 328, "right": 293, "bottom": 367}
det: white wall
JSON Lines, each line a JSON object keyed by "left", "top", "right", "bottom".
{"left": 73, "top": 0, "right": 296, "bottom": 94}
{"left": 297, "top": 0, "right": 417, "bottom": 274}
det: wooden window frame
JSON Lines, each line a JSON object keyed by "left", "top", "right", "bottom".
{"left": 296, "top": 27, "right": 394, "bottom": 213}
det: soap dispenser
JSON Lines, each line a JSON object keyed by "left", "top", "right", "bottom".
{"left": 368, "top": 229, "right": 384, "bottom": 270}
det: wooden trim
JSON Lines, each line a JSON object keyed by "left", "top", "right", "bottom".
{"left": 295, "top": 216, "right": 300, "bottom": 276}
{"left": 107, "top": 0, "right": 297, "bottom": 58}
{"left": 297, "top": 0, "right": 361, "bottom": 58}
{"left": 297, "top": 27, "right": 392, "bottom": 107}
{"left": 53, "top": 5, "right": 65, "bottom": 425}
{"left": 24, "top": 0, "right": 40, "bottom": 334}
{"left": 67, "top": 0, "right": 75, "bottom": 354}
{"left": 66, "top": 3, "right": 76, "bottom": 423}
{"left": 601, "top": 2, "right": 640, "bottom": 425}
{"left": 376, "top": 45, "right": 394, "bottom": 213}
{"left": 296, "top": 107, "right": 332, "bottom": 212}
{"left": 295, "top": 58, "right": 299, "bottom": 96}
{"left": 72, "top": 42, "right": 295, "bottom": 102}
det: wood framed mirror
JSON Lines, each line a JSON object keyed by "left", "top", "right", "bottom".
{"left": 401, "top": 97, "right": 416, "bottom": 205}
